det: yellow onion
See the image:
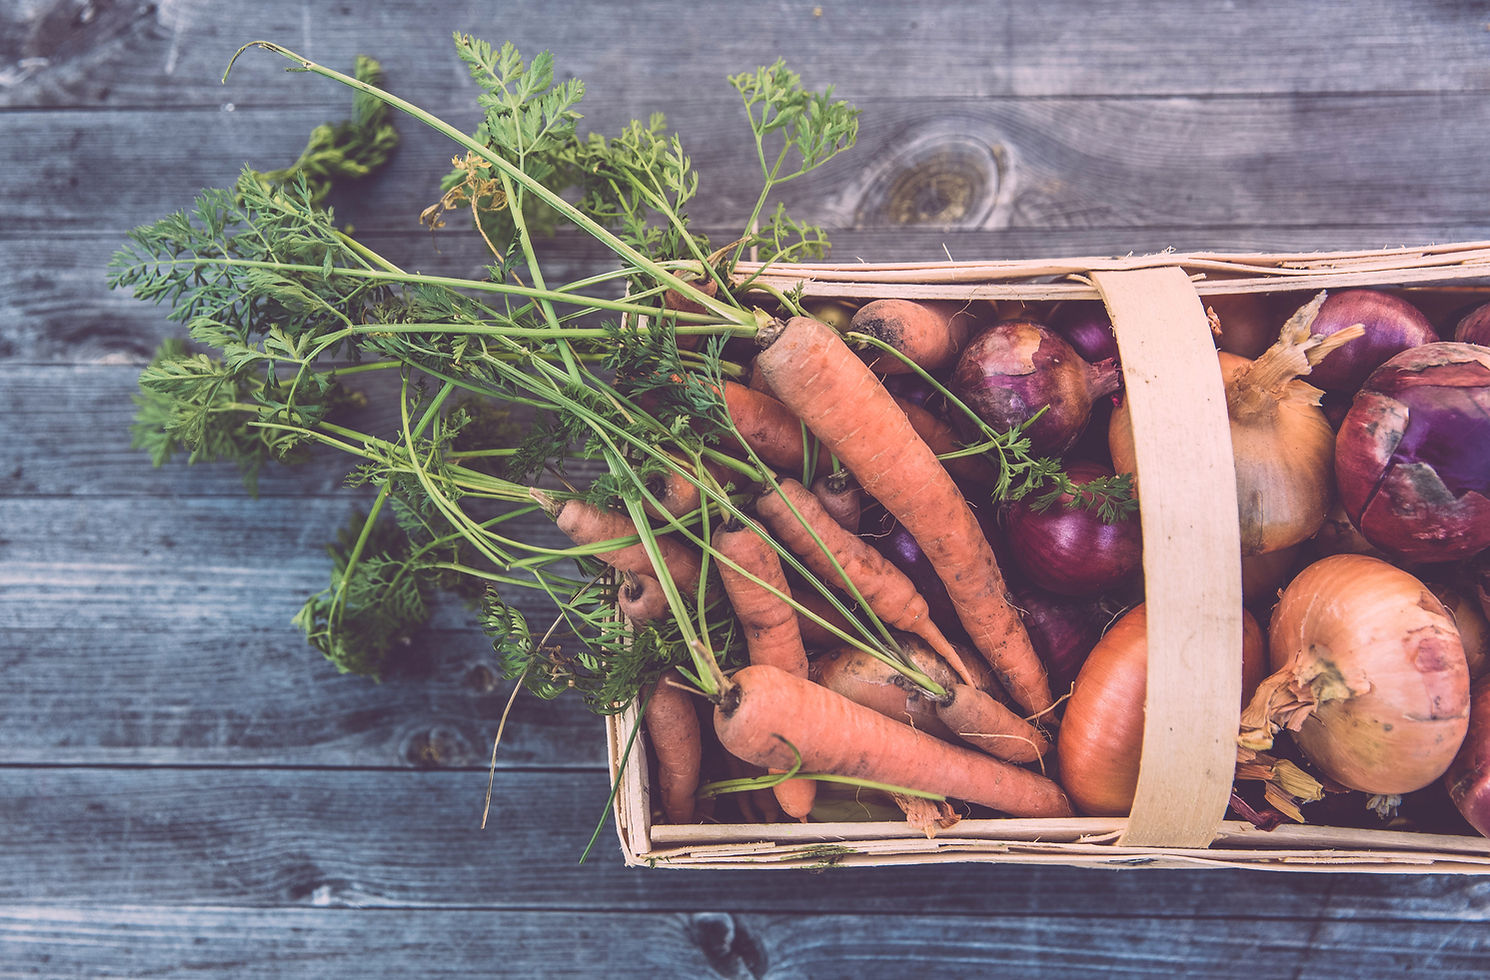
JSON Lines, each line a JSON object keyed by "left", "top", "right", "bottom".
{"left": 1057, "top": 603, "right": 1266, "bottom": 816}
{"left": 1239, "top": 554, "right": 1469, "bottom": 795}
{"left": 1110, "top": 292, "right": 1361, "bottom": 556}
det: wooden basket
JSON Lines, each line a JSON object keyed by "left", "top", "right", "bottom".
{"left": 607, "top": 242, "right": 1490, "bottom": 872}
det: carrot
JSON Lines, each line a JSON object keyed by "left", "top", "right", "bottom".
{"left": 850, "top": 298, "right": 976, "bottom": 374}
{"left": 641, "top": 467, "right": 702, "bottom": 521}
{"left": 809, "top": 644, "right": 958, "bottom": 742}
{"left": 893, "top": 396, "right": 999, "bottom": 489}
{"left": 934, "top": 682, "right": 1051, "bottom": 764}
{"left": 714, "top": 664, "right": 1073, "bottom": 817}
{"left": 754, "top": 315, "right": 1054, "bottom": 716}
{"left": 663, "top": 272, "right": 718, "bottom": 351}
{"left": 754, "top": 477, "right": 982, "bottom": 689}
{"left": 721, "top": 380, "right": 826, "bottom": 479}
{"left": 543, "top": 494, "right": 702, "bottom": 590}
{"left": 712, "top": 519, "right": 815, "bottom": 820}
{"left": 643, "top": 669, "right": 703, "bottom": 824}
{"left": 789, "top": 584, "right": 859, "bottom": 649}
{"left": 617, "top": 569, "right": 669, "bottom": 623}
{"left": 811, "top": 470, "right": 862, "bottom": 532}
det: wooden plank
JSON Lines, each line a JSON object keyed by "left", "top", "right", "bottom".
{"left": 4, "top": 0, "right": 1489, "bottom": 109}
{"left": 15, "top": 226, "right": 1490, "bottom": 365}
{"left": 9, "top": 94, "right": 1490, "bottom": 238}
{"left": 3, "top": 904, "right": 1490, "bottom": 979}
{"left": 4, "top": 767, "right": 1490, "bottom": 916}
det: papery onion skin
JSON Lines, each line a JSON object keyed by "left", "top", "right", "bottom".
{"left": 951, "top": 318, "right": 1122, "bottom": 456}
{"left": 1050, "top": 302, "right": 1121, "bottom": 367}
{"left": 1334, "top": 342, "right": 1490, "bottom": 564}
{"left": 1302, "top": 289, "right": 1438, "bottom": 393}
{"left": 1444, "top": 676, "right": 1490, "bottom": 837}
{"left": 1003, "top": 460, "right": 1142, "bottom": 597}
{"left": 1453, "top": 302, "right": 1490, "bottom": 347}
{"left": 1262, "top": 554, "right": 1469, "bottom": 795}
{"left": 1057, "top": 604, "right": 1265, "bottom": 816}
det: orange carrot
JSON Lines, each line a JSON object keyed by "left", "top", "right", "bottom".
{"left": 544, "top": 494, "right": 702, "bottom": 590}
{"left": 934, "top": 682, "right": 1051, "bottom": 764}
{"left": 850, "top": 298, "right": 976, "bottom": 374}
{"left": 754, "top": 315, "right": 1054, "bottom": 716}
{"left": 713, "top": 664, "right": 1072, "bottom": 817}
{"left": 722, "top": 379, "right": 827, "bottom": 479}
{"left": 712, "top": 519, "right": 815, "bottom": 820}
{"left": 755, "top": 477, "right": 981, "bottom": 689}
{"left": 641, "top": 467, "right": 702, "bottom": 521}
{"left": 809, "top": 645, "right": 958, "bottom": 742}
{"left": 789, "top": 584, "right": 859, "bottom": 649}
{"left": 893, "top": 396, "right": 999, "bottom": 489}
{"left": 643, "top": 669, "right": 702, "bottom": 824}
{"left": 617, "top": 570, "right": 669, "bottom": 623}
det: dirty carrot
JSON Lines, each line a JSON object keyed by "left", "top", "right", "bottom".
{"left": 934, "top": 682, "right": 1051, "bottom": 764}
{"left": 617, "top": 569, "right": 670, "bottom": 623}
{"left": 811, "top": 469, "right": 862, "bottom": 532}
{"left": 540, "top": 492, "right": 703, "bottom": 589}
{"left": 755, "top": 477, "right": 981, "bottom": 689}
{"left": 712, "top": 518, "right": 816, "bottom": 819}
{"left": 713, "top": 664, "right": 1073, "bottom": 817}
{"left": 849, "top": 298, "right": 976, "bottom": 374}
{"left": 643, "top": 669, "right": 703, "bottom": 824}
{"left": 754, "top": 316, "right": 1054, "bottom": 716}
{"left": 721, "top": 380, "right": 825, "bottom": 479}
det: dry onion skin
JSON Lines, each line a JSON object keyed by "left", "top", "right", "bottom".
{"left": 1109, "top": 293, "right": 1360, "bottom": 556}
{"left": 1240, "top": 553, "right": 1470, "bottom": 796}
{"left": 1057, "top": 603, "right": 1265, "bottom": 816}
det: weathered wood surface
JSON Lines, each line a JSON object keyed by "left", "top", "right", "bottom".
{"left": 6, "top": 1, "right": 1490, "bottom": 976}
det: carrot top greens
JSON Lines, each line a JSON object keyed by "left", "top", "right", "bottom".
{"left": 108, "top": 34, "right": 1118, "bottom": 711}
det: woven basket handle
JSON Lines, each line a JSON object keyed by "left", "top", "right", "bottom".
{"left": 1089, "top": 266, "right": 1243, "bottom": 848}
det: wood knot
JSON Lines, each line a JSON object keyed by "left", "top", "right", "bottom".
{"left": 853, "top": 128, "right": 1008, "bottom": 228}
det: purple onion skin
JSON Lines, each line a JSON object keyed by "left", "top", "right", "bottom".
{"left": 1012, "top": 587, "right": 1104, "bottom": 696}
{"left": 1051, "top": 302, "right": 1121, "bottom": 367}
{"left": 950, "top": 318, "right": 1122, "bottom": 456}
{"left": 1455, "top": 302, "right": 1490, "bottom": 348}
{"left": 1305, "top": 289, "right": 1438, "bottom": 393}
{"left": 881, "top": 372, "right": 938, "bottom": 408}
{"left": 1445, "top": 675, "right": 1490, "bottom": 838}
{"left": 1003, "top": 461, "right": 1143, "bottom": 596}
{"left": 865, "top": 515, "right": 961, "bottom": 630}
{"left": 1335, "top": 342, "right": 1490, "bottom": 564}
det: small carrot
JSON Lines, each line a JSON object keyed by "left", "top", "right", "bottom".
{"left": 934, "top": 682, "right": 1051, "bottom": 764}
{"left": 721, "top": 380, "right": 825, "bottom": 480}
{"left": 754, "top": 316, "right": 1054, "bottom": 717}
{"left": 617, "top": 569, "right": 669, "bottom": 623}
{"left": 712, "top": 518, "right": 815, "bottom": 820}
{"left": 850, "top": 298, "right": 976, "bottom": 374}
{"left": 641, "top": 466, "right": 702, "bottom": 521}
{"left": 789, "top": 584, "right": 859, "bottom": 649}
{"left": 713, "top": 664, "right": 1073, "bottom": 817}
{"left": 754, "top": 477, "right": 981, "bottom": 689}
{"left": 542, "top": 493, "right": 703, "bottom": 590}
{"left": 643, "top": 669, "right": 703, "bottom": 824}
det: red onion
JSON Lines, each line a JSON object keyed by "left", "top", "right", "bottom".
{"left": 1011, "top": 587, "right": 1106, "bottom": 696}
{"left": 1454, "top": 301, "right": 1490, "bottom": 347}
{"left": 865, "top": 513, "right": 960, "bottom": 631}
{"left": 1335, "top": 342, "right": 1490, "bottom": 563}
{"left": 1050, "top": 302, "right": 1120, "bottom": 367}
{"left": 1444, "top": 676, "right": 1490, "bottom": 837}
{"left": 950, "top": 318, "right": 1122, "bottom": 456}
{"left": 1300, "top": 289, "right": 1438, "bottom": 393}
{"left": 1003, "top": 461, "right": 1142, "bottom": 596}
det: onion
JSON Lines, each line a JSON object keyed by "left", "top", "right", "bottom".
{"left": 1207, "top": 291, "right": 1288, "bottom": 360}
{"left": 1334, "top": 342, "right": 1490, "bottom": 564}
{"left": 1309, "top": 500, "right": 1386, "bottom": 561}
{"left": 951, "top": 318, "right": 1122, "bottom": 456}
{"left": 865, "top": 513, "right": 960, "bottom": 631}
{"left": 1239, "top": 553, "right": 1469, "bottom": 795}
{"left": 1058, "top": 603, "right": 1266, "bottom": 816}
{"left": 1444, "top": 677, "right": 1490, "bottom": 837}
{"left": 1012, "top": 587, "right": 1107, "bottom": 696}
{"left": 1050, "top": 302, "right": 1120, "bottom": 367}
{"left": 1109, "top": 293, "right": 1358, "bottom": 556}
{"left": 1241, "top": 542, "right": 1302, "bottom": 606}
{"left": 1455, "top": 301, "right": 1490, "bottom": 347}
{"left": 1476, "top": 552, "right": 1490, "bottom": 623}
{"left": 1299, "top": 289, "right": 1438, "bottom": 393}
{"left": 1003, "top": 461, "right": 1142, "bottom": 597}
{"left": 1433, "top": 584, "right": 1489, "bottom": 680}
